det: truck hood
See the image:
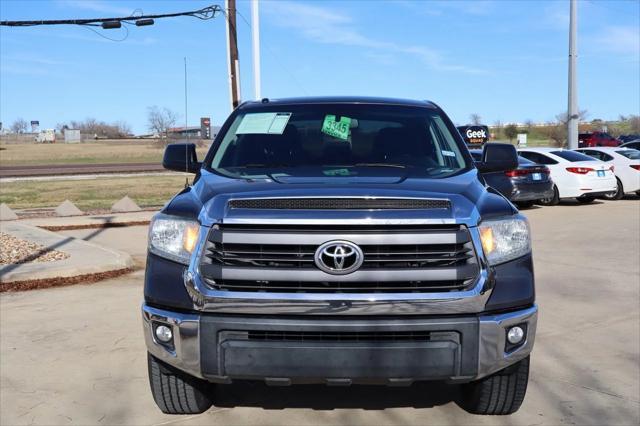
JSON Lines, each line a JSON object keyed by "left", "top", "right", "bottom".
{"left": 166, "top": 168, "right": 515, "bottom": 228}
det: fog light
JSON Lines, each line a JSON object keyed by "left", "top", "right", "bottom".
{"left": 155, "top": 325, "right": 173, "bottom": 343}
{"left": 507, "top": 326, "right": 525, "bottom": 344}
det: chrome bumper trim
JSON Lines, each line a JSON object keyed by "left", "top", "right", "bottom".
{"left": 141, "top": 304, "right": 203, "bottom": 379}
{"left": 476, "top": 304, "right": 538, "bottom": 379}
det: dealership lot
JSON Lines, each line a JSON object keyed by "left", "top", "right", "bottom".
{"left": 1, "top": 199, "right": 639, "bottom": 426}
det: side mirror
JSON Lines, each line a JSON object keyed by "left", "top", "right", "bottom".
{"left": 477, "top": 143, "right": 518, "bottom": 173}
{"left": 162, "top": 143, "right": 200, "bottom": 173}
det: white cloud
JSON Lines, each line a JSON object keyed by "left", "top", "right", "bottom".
{"left": 266, "top": 1, "right": 487, "bottom": 74}
{"left": 593, "top": 26, "right": 640, "bottom": 57}
{"left": 57, "top": 0, "right": 133, "bottom": 16}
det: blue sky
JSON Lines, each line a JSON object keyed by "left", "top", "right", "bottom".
{"left": 1, "top": 0, "right": 638, "bottom": 134}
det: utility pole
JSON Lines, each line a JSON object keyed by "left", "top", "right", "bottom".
{"left": 225, "top": 0, "right": 241, "bottom": 110}
{"left": 184, "top": 57, "right": 188, "bottom": 138}
{"left": 251, "top": 0, "right": 261, "bottom": 100}
{"left": 567, "top": 0, "right": 578, "bottom": 149}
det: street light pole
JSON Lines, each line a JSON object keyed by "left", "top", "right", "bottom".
{"left": 251, "top": 0, "right": 261, "bottom": 100}
{"left": 567, "top": 0, "right": 578, "bottom": 149}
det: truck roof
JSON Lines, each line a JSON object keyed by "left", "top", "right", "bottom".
{"left": 239, "top": 96, "right": 438, "bottom": 110}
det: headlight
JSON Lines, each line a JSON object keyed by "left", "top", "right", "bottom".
{"left": 148, "top": 214, "right": 200, "bottom": 265}
{"left": 478, "top": 217, "right": 531, "bottom": 265}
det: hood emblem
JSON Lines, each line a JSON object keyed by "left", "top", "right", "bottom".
{"left": 314, "top": 241, "right": 364, "bottom": 275}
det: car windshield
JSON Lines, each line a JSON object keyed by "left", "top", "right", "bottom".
{"left": 551, "top": 150, "right": 596, "bottom": 162}
{"left": 616, "top": 150, "right": 640, "bottom": 160}
{"left": 209, "top": 104, "right": 470, "bottom": 179}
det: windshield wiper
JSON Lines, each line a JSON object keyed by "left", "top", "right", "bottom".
{"left": 353, "top": 163, "right": 407, "bottom": 168}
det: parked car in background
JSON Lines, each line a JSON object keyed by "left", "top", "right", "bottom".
{"left": 518, "top": 148, "right": 616, "bottom": 205}
{"left": 618, "top": 134, "right": 640, "bottom": 144}
{"left": 575, "top": 147, "right": 640, "bottom": 199}
{"left": 470, "top": 150, "right": 553, "bottom": 207}
{"left": 620, "top": 140, "right": 640, "bottom": 151}
{"left": 578, "top": 131, "right": 620, "bottom": 148}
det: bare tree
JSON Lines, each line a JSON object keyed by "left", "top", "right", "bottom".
{"left": 541, "top": 122, "right": 567, "bottom": 148}
{"left": 470, "top": 113, "right": 482, "bottom": 125}
{"left": 10, "top": 118, "right": 28, "bottom": 134}
{"left": 147, "top": 106, "right": 178, "bottom": 138}
{"left": 629, "top": 115, "right": 640, "bottom": 133}
{"left": 504, "top": 124, "right": 518, "bottom": 142}
{"left": 524, "top": 119, "right": 534, "bottom": 130}
{"left": 57, "top": 118, "right": 131, "bottom": 138}
{"left": 492, "top": 120, "right": 503, "bottom": 138}
{"left": 556, "top": 109, "right": 589, "bottom": 125}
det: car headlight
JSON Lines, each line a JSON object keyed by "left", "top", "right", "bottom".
{"left": 148, "top": 214, "right": 200, "bottom": 265}
{"left": 478, "top": 217, "right": 531, "bottom": 265}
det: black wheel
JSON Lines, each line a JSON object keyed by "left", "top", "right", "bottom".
{"left": 636, "top": 191, "right": 640, "bottom": 197}
{"left": 538, "top": 185, "right": 559, "bottom": 206}
{"left": 603, "top": 178, "right": 624, "bottom": 200}
{"left": 461, "top": 356, "right": 530, "bottom": 415}
{"left": 515, "top": 201, "right": 535, "bottom": 209}
{"left": 576, "top": 196, "right": 595, "bottom": 204}
{"left": 148, "top": 353, "right": 213, "bottom": 414}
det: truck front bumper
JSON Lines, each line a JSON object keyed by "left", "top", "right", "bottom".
{"left": 142, "top": 303, "right": 537, "bottom": 384}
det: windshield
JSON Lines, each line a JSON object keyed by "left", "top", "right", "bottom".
{"left": 551, "top": 150, "right": 597, "bottom": 162}
{"left": 617, "top": 150, "right": 640, "bottom": 160}
{"left": 209, "top": 104, "right": 470, "bottom": 179}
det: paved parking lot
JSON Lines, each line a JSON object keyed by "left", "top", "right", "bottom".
{"left": 1, "top": 199, "right": 639, "bottom": 425}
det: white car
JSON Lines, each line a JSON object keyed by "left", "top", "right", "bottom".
{"left": 574, "top": 147, "right": 640, "bottom": 199}
{"left": 518, "top": 147, "right": 617, "bottom": 205}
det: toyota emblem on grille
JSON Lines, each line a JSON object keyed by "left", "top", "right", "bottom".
{"left": 314, "top": 241, "right": 364, "bottom": 275}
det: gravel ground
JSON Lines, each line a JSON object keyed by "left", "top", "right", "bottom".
{"left": 0, "top": 232, "right": 69, "bottom": 264}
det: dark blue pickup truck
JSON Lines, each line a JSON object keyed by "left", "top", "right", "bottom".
{"left": 143, "top": 97, "right": 537, "bottom": 415}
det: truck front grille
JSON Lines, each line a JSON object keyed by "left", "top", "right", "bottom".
{"left": 199, "top": 224, "right": 479, "bottom": 294}
{"left": 246, "top": 330, "right": 434, "bottom": 342}
{"left": 228, "top": 197, "right": 450, "bottom": 210}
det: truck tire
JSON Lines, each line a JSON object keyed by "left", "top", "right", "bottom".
{"left": 461, "top": 356, "right": 530, "bottom": 415}
{"left": 148, "top": 353, "right": 213, "bottom": 414}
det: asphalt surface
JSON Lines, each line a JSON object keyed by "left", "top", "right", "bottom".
{"left": 1, "top": 199, "right": 639, "bottom": 425}
{"left": 0, "top": 162, "right": 164, "bottom": 178}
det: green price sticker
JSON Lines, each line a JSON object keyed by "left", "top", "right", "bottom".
{"left": 321, "top": 115, "right": 352, "bottom": 141}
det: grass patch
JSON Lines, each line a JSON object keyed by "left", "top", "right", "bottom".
{"left": 0, "top": 175, "right": 188, "bottom": 210}
{"left": 0, "top": 141, "right": 209, "bottom": 167}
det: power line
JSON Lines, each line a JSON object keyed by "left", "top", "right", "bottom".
{"left": 1, "top": 5, "right": 221, "bottom": 27}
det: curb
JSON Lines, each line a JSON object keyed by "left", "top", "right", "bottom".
{"left": 40, "top": 220, "right": 151, "bottom": 232}
{"left": 0, "top": 223, "right": 135, "bottom": 286}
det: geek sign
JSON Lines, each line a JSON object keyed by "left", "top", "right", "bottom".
{"left": 457, "top": 125, "right": 489, "bottom": 146}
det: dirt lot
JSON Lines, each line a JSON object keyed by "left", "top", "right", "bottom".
{"left": 1, "top": 199, "right": 639, "bottom": 425}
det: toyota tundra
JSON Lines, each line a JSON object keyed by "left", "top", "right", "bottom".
{"left": 143, "top": 97, "right": 537, "bottom": 415}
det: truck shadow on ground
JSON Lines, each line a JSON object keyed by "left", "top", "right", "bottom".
{"left": 211, "top": 381, "right": 462, "bottom": 410}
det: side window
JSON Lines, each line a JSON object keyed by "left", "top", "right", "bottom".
{"left": 538, "top": 154, "right": 558, "bottom": 165}
{"left": 582, "top": 150, "right": 602, "bottom": 160}
{"left": 600, "top": 152, "right": 614, "bottom": 161}
{"left": 520, "top": 151, "right": 556, "bottom": 165}
{"left": 519, "top": 151, "right": 536, "bottom": 162}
